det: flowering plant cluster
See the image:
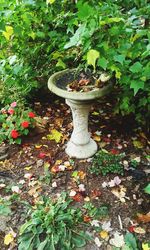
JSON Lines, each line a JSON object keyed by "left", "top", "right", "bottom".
{"left": 0, "top": 102, "right": 36, "bottom": 144}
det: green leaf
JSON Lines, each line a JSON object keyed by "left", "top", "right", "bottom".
{"left": 56, "top": 59, "right": 66, "bottom": 69}
{"left": 0, "top": 204, "right": 11, "bottom": 216}
{"left": 130, "top": 80, "right": 144, "bottom": 95}
{"left": 98, "top": 57, "right": 108, "bottom": 70}
{"left": 124, "top": 232, "right": 138, "bottom": 250}
{"left": 37, "top": 239, "right": 48, "bottom": 250}
{"left": 64, "top": 24, "right": 86, "bottom": 49}
{"left": 87, "top": 49, "right": 100, "bottom": 72}
{"left": 72, "top": 235, "right": 86, "bottom": 247}
{"left": 129, "top": 62, "right": 142, "bottom": 73}
{"left": 144, "top": 184, "right": 150, "bottom": 194}
{"left": 114, "top": 54, "right": 125, "bottom": 65}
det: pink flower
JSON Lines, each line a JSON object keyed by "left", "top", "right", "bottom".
{"left": 10, "top": 102, "right": 17, "bottom": 108}
{"left": 8, "top": 109, "right": 15, "bottom": 115}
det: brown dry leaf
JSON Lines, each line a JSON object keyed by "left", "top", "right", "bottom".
{"left": 111, "top": 185, "right": 127, "bottom": 203}
{"left": 61, "top": 134, "right": 69, "bottom": 144}
{"left": 55, "top": 118, "right": 63, "bottom": 127}
{"left": 28, "top": 184, "right": 42, "bottom": 198}
{"left": 137, "top": 212, "right": 150, "bottom": 223}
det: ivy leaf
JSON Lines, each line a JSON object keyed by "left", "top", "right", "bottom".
{"left": 3, "top": 26, "right": 13, "bottom": 40}
{"left": 130, "top": 80, "right": 144, "bottom": 95}
{"left": 144, "top": 184, "right": 150, "bottom": 194}
{"left": 64, "top": 24, "right": 86, "bottom": 49}
{"left": 114, "top": 54, "right": 125, "bottom": 65}
{"left": 129, "top": 62, "right": 142, "bottom": 73}
{"left": 56, "top": 59, "right": 66, "bottom": 69}
{"left": 47, "top": 129, "right": 63, "bottom": 143}
{"left": 98, "top": 57, "right": 108, "bottom": 70}
{"left": 87, "top": 49, "right": 100, "bottom": 72}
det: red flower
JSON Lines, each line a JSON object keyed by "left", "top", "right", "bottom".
{"left": 8, "top": 109, "right": 15, "bottom": 115}
{"left": 28, "top": 112, "right": 35, "bottom": 118}
{"left": 11, "top": 130, "right": 19, "bottom": 139}
{"left": 21, "top": 121, "right": 29, "bottom": 128}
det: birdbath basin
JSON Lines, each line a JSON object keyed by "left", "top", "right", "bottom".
{"left": 48, "top": 69, "right": 112, "bottom": 159}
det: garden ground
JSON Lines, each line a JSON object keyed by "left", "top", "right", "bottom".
{"left": 0, "top": 93, "right": 150, "bottom": 249}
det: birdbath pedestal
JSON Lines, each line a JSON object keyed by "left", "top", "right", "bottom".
{"left": 48, "top": 69, "right": 112, "bottom": 159}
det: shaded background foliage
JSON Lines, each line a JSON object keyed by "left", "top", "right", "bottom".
{"left": 0, "top": 0, "right": 150, "bottom": 129}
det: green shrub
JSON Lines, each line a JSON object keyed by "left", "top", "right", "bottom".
{"left": 90, "top": 150, "right": 124, "bottom": 176}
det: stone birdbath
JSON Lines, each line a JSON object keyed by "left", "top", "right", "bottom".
{"left": 48, "top": 69, "right": 112, "bottom": 159}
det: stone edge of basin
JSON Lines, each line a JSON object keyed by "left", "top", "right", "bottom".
{"left": 48, "top": 69, "right": 113, "bottom": 101}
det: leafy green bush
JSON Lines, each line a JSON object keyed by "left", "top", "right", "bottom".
{"left": 90, "top": 150, "right": 124, "bottom": 176}
{"left": 18, "top": 193, "right": 91, "bottom": 250}
{"left": 0, "top": 0, "right": 149, "bottom": 127}
{"left": 0, "top": 102, "right": 36, "bottom": 144}
{"left": 64, "top": 1, "right": 150, "bottom": 126}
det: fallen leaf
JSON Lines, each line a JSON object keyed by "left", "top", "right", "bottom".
{"left": 11, "top": 186, "right": 21, "bottom": 193}
{"left": 38, "top": 152, "right": 46, "bottom": 159}
{"left": 93, "top": 134, "right": 101, "bottom": 142}
{"left": 94, "top": 237, "right": 102, "bottom": 247}
{"left": 35, "top": 145, "right": 43, "bottom": 149}
{"left": 108, "top": 176, "right": 121, "bottom": 187}
{"left": 144, "top": 183, "right": 150, "bottom": 194}
{"left": 4, "top": 233, "right": 14, "bottom": 245}
{"left": 134, "top": 227, "right": 146, "bottom": 234}
{"left": 47, "top": 129, "right": 63, "bottom": 143}
{"left": 69, "top": 190, "right": 76, "bottom": 197}
{"left": 102, "top": 221, "right": 112, "bottom": 232}
{"left": 110, "top": 232, "right": 125, "bottom": 248}
{"left": 90, "top": 220, "right": 100, "bottom": 227}
{"left": 52, "top": 182, "right": 57, "bottom": 188}
{"left": 137, "top": 212, "right": 150, "bottom": 223}
{"left": 72, "top": 193, "right": 83, "bottom": 202}
{"left": 111, "top": 185, "right": 127, "bottom": 202}
{"left": 78, "top": 184, "right": 85, "bottom": 192}
{"left": 91, "top": 189, "right": 101, "bottom": 199}
{"left": 100, "top": 230, "right": 109, "bottom": 239}
{"left": 83, "top": 215, "right": 91, "bottom": 222}
{"left": 133, "top": 140, "right": 144, "bottom": 149}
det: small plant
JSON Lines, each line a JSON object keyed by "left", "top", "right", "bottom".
{"left": 18, "top": 192, "right": 91, "bottom": 250}
{"left": 0, "top": 197, "right": 12, "bottom": 216}
{"left": 0, "top": 102, "right": 36, "bottom": 144}
{"left": 90, "top": 150, "right": 124, "bottom": 176}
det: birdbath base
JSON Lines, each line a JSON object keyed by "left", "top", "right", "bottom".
{"left": 65, "top": 99, "right": 97, "bottom": 159}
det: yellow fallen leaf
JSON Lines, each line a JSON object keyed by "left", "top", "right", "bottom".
{"left": 133, "top": 140, "right": 144, "bottom": 149}
{"left": 92, "top": 112, "right": 99, "bottom": 116}
{"left": 24, "top": 166, "right": 32, "bottom": 170}
{"left": 142, "top": 243, "right": 150, "bottom": 250}
{"left": 100, "top": 230, "right": 109, "bottom": 239}
{"left": 3, "top": 26, "right": 13, "bottom": 40}
{"left": 93, "top": 135, "right": 101, "bottom": 142}
{"left": 35, "top": 145, "right": 43, "bottom": 149}
{"left": 47, "top": 129, "right": 63, "bottom": 143}
{"left": 4, "top": 233, "right": 14, "bottom": 245}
